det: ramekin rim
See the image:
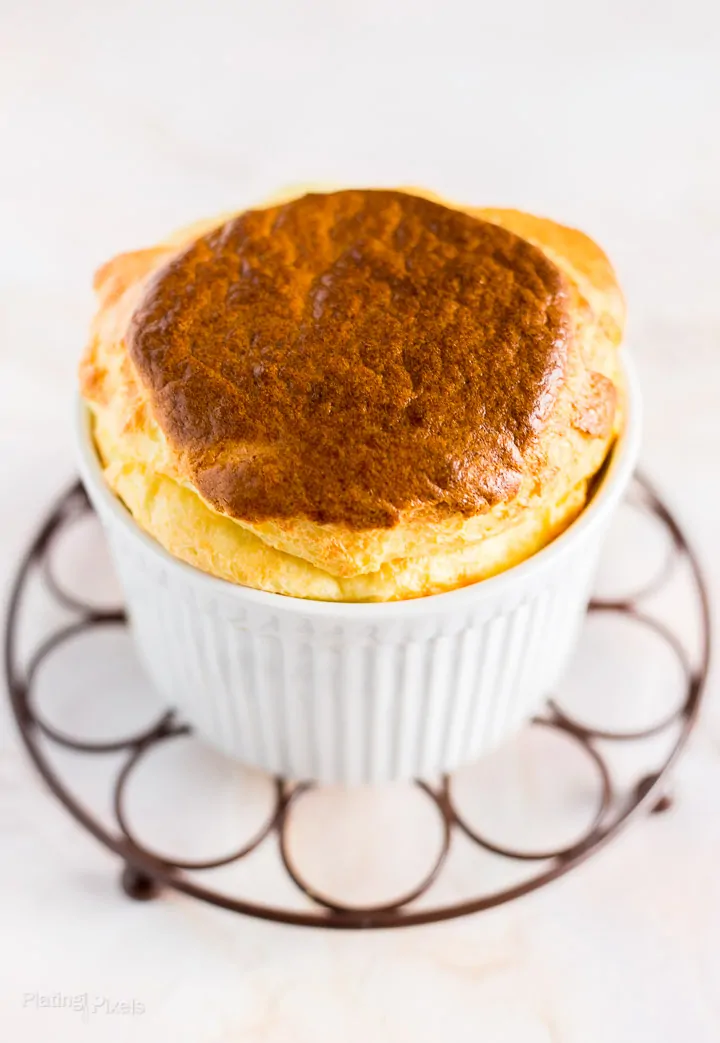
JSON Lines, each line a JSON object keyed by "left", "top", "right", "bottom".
{"left": 76, "top": 353, "right": 641, "bottom": 618}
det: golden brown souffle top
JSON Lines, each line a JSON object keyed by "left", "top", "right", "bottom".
{"left": 128, "top": 190, "right": 571, "bottom": 531}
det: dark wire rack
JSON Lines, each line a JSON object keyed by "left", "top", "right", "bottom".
{"left": 4, "top": 474, "right": 711, "bottom": 929}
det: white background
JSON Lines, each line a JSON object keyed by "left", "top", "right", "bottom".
{"left": 1, "top": 1, "right": 719, "bottom": 1039}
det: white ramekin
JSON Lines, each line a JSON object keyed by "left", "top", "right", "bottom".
{"left": 77, "top": 358, "right": 641, "bottom": 784}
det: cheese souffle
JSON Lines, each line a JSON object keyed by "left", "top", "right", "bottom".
{"left": 80, "top": 188, "right": 624, "bottom": 602}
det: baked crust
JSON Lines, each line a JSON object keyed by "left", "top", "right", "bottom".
{"left": 127, "top": 190, "right": 570, "bottom": 529}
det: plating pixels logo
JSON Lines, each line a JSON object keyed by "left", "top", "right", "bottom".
{"left": 22, "top": 992, "right": 146, "bottom": 1021}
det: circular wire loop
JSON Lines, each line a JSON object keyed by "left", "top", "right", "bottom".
{"left": 589, "top": 483, "right": 682, "bottom": 609}
{"left": 2, "top": 474, "right": 711, "bottom": 929}
{"left": 444, "top": 718, "right": 614, "bottom": 862}
{"left": 21, "top": 616, "right": 176, "bottom": 754}
{"left": 546, "top": 609, "right": 696, "bottom": 742}
{"left": 277, "top": 780, "right": 452, "bottom": 915}
{"left": 113, "top": 730, "right": 285, "bottom": 871}
{"left": 40, "top": 483, "right": 120, "bottom": 616}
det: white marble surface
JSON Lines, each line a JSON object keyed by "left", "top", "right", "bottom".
{"left": 1, "top": 1, "right": 720, "bottom": 1039}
